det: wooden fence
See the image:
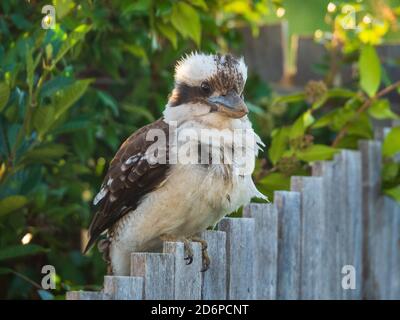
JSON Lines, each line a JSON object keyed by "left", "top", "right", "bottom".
{"left": 66, "top": 130, "right": 400, "bottom": 300}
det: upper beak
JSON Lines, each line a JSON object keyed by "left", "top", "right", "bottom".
{"left": 207, "top": 91, "right": 248, "bottom": 119}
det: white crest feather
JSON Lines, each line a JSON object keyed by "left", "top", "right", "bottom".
{"left": 174, "top": 52, "right": 247, "bottom": 86}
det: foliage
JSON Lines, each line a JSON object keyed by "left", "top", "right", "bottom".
{"left": 0, "top": 0, "right": 275, "bottom": 299}
{"left": 0, "top": 0, "right": 399, "bottom": 299}
{"left": 253, "top": 1, "right": 400, "bottom": 200}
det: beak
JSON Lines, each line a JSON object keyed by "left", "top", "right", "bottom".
{"left": 207, "top": 91, "right": 248, "bottom": 119}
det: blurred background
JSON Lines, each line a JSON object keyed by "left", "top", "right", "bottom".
{"left": 0, "top": 0, "right": 399, "bottom": 299}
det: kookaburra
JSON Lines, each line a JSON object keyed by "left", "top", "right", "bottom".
{"left": 84, "top": 53, "right": 266, "bottom": 275}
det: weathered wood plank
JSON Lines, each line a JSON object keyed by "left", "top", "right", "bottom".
{"left": 291, "top": 176, "right": 325, "bottom": 300}
{"left": 131, "top": 252, "right": 174, "bottom": 300}
{"left": 359, "top": 140, "right": 383, "bottom": 299}
{"left": 218, "top": 217, "right": 255, "bottom": 299}
{"left": 241, "top": 24, "right": 285, "bottom": 83}
{"left": 243, "top": 203, "right": 278, "bottom": 300}
{"left": 103, "top": 276, "right": 143, "bottom": 300}
{"left": 389, "top": 198, "right": 400, "bottom": 299}
{"left": 274, "top": 191, "right": 301, "bottom": 300}
{"left": 312, "top": 158, "right": 341, "bottom": 299}
{"left": 66, "top": 291, "right": 103, "bottom": 300}
{"left": 200, "top": 230, "right": 227, "bottom": 300}
{"left": 163, "top": 241, "right": 202, "bottom": 300}
{"left": 340, "top": 150, "right": 363, "bottom": 300}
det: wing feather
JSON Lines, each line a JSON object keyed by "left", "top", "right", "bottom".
{"left": 84, "top": 118, "right": 170, "bottom": 253}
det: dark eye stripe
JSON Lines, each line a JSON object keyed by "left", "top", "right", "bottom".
{"left": 168, "top": 83, "right": 211, "bottom": 107}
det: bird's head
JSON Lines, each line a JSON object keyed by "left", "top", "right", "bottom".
{"left": 165, "top": 53, "right": 249, "bottom": 126}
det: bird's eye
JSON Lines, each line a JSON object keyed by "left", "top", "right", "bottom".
{"left": 200, "top": 82, "right": 211, "bottom": 94}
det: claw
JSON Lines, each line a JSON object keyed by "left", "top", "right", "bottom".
{"left": 189, "top": 236, "right": 210, "bottom": 272}
{"left": 200, "top": 249, "right": 210, "bottom": 272}
{"left": 184, "top": 255, "right": 193, "bottom": 265}
{"left": 182, "top": 238, "right": 194, "bottom": 266}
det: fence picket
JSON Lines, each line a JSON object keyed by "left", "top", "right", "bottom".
{"left": 218, "top": 217, "right": 255, "bottom": 299}
{"left": 243, "top": 203, "right": 278, "bottom": 299}
{"left": 291, "top": 176, "right": 325, "bottom": 299}
{"left": 200, "top": 230, "right": 227, "bottom": 300}
{"left": 163, "top": 241, "right": 202, "bottom": 300}
{"left": 103, "top": 276, "right": 143, "bottom": 300}
{"left": 131, "top": 252, "right": 174, "bottom": 300}
{"left": 274, "top": 191, "right": 301, "bottom": 300}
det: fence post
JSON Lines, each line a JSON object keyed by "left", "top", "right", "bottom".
{"left": 243, "top": 203, "right": 278, "bottom": 299}
{"left": 218, "top": 217, "right": 255, "bottom": 299}
{"left": 359, "top": 140, "right": 383, "bottom": 299}
{"left": 291, "top": 176, "right": 325, "bottom": 299}
{"left": 337, "top": 150, "right": 363, "bottom": 299}
{"left": 200, "top": 230, "right": 227, "bottom": 300}
{"left": 388, "top": 197, "right": 400, "bottom": 299}
{"left": 103, "top": 275, "right": 143, "bottom": 300}
{"left": 274, "top": 191, "right": 301, "bottom": 300}
{"left": 163, "top": 241, "right": 202, "bottom": 300}
{"left": 312, "top": 158, "right": 342, "bottom": 299}
{"left": 131, "top": 252, "right": 175, "bottom": 300}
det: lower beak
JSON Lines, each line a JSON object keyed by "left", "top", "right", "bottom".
{"left": 207, "top": 92, "right": 248, "bottom": 119}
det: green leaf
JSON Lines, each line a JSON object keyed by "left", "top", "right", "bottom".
{"left": 368, "top": 99, "right": 399, "bottom": 120}
{"left": 0, "top": 195, "right": 28, "bottom": 217}
{"left": 189, "top": 0, "right": 208, "bottom": 10}
{"left": 157, "top": 22, "right": 177, "bottom": 48}
{"left": 383, "top": 127, "right": 400, "bottom": 157}
{"left": 259, "top": 172, "right": 291, "bottom": 191}
{"left": 269, "top": 127, "right": 289, "bottom": 165}
{"left": 326, "top": 88, "right": 357, "bottom": 99}
{"left": 290, "top": 111, "right": 315, "bottom": 139}
{"left": 382, "top": 162, "right": 399, "bottom": 182}
{"left": 19, "top": 143, "right": 68, "bottom": 165}
{"left": 312, "top": 110, "right": 337, "bottom": 129}
{"left": 296, "top": 144, "right": 337, "bottom": 162}
{"left": 33, "top": 105, "right": 56, "bottom": 138}
{"left": 347, "top": 113, "right": 373, "bottom": 139}
{"left": 171, "top": 2, "right": 201, "bottom": 45}
{"left": 123, "top": 44, "right": 149, "bottom": 64}
{"left": 97, "top": 91, "right": 119, "bottom": 117}
{"left": 332, "top": 109, "right": 356, "bottom": 131}
{"left": 271, "top": 92, "right": 305, "bottom": 106}
{"left": 122, "top": 0, "right": 150, "bottom": 15}
{"left": 0, "top": 244, "right": 47, "bottom": 261}
{"left": 53, "top": 25, "right": 91, "bottom": 65}
{"left": 384, "top": 186, "right": 400, "bottom": 202}
{"left": 359, "top": 45, "right": 381, "bottom": 97}
{"left": 122, "top": 104, "right": 155, "bottom": 122}
{"left": 0, "top": 82, "right": 10, "bottom": 112}
{"left": 26, "top": 47, "right": 34, "bottom": 97}
{"left": 54, "top": 0, "right": 75, "bottom": 19}
{"left": 311, "top": 95, "right": 327, "bottom": 110}
{"left": 53, "top": 79, "right": 92, "bottom": 119}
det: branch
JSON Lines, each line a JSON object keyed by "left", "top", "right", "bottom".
{"left": 332, "top": 80, "right": 400, "bottom": 147}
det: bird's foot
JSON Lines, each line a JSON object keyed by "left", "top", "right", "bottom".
{"left": 160, "top": 235, "right": 210, "bottom": 270}
{"left": 182, "top": 238, "right": 194, "bottom": 265}
{"left": 160, "top": 235, "right": 194, "bottom": 265}
{"left": 189, "top": 236, "right": 210, "bottom": 272}
{"left": 98, "top": 238, "right": 113, "bottom": 275}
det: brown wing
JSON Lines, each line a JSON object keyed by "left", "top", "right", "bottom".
{"left": 84, "top": 118, "right": 170, "bottom": 253}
